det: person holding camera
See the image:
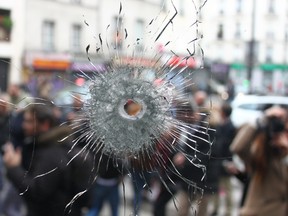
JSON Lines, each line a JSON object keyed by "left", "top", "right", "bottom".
{"left": 231, "top": 106, "right": 288, "bottom": 216}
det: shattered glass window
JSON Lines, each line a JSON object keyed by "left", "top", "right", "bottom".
{"left": 0, "top": 0, "right": 215, "bottom": 215}
{"left": 67, "top": 0, "right": 212, "bottom": 214}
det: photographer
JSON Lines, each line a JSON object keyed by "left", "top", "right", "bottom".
{"left": 231, "top": 106, "right": 288, "bottom": 216}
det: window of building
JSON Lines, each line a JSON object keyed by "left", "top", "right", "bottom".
{"left": 0, "top": 58, "right": 9, "bottom": 91}
{"left": 217, "top": 24, "right": 224, "bottom": 40}
{"left": 42, "top": 20, "right": 55, "bottom": 51}
{"left": 266, "top": 31, "right": 274, "bottom": 40}
{"left": 265, "top": 46, "right": 273, "bottom": 62}
{"left": 114, "top": 16, "right": 123, "bottom": 31}
{"left": 161, "top": 0, "right": 167, "bottom": 12}
{"left": 135, "top": 19, "right": 145, "bottom": 51}
{"left": 235, "top": 23, "right": 241, "bottom": 39}
{"left": 71, "top": 0, "right": 81, "bottom": 4}
{"left": 113, "top": 16, "right": 123, "bottom": 50}
{"left": 234, "top": 45, "right": 241, "bottom": 61}
{"left": 268, "top": 0, "right": 275, "bottom": 14}
{"left": 0, "top": 9, "right": 12, "bottom": 41}
{"left": 219, "top": 0, "right": 225, "bottom": 15}
{"left": 71, "top": 24, "right": 82, "bottom": 52}
{"left": 236, "top": 0, "right": 242, "bottom": 13}
{"left": 179, "top": 0, "right": 184, "bottom": 16}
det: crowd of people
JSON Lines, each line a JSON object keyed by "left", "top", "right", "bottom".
{"left": 0, "top": 83, "right": 287, "bottom": 216}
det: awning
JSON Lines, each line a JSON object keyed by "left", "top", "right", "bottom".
{"left": 33, "top": 59, "right": 70, "bottom": 70}
{"left": 231, "top": 63, "right": 288, "bottom": 71}
{"left": 260, "top": 64, "right": 288, "bottom": 71}
{"left": 230, "top": 63, "right": 246, "bottom": 70}
{"left": 114, "top": 57, "right": 160, "bottom": 68}
{"left": 70, "top": 62, "right": 107, "bottom": 72}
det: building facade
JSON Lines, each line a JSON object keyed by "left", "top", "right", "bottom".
{"left": 23, "top": 0, "right": 100, "bottom": 97}
{"left": 201, "top": 0, "right": 288, "bottom": 94}
{"left": 0, "top": 0, "right": 25, "bottom": 91}
{"left": 0, "top": 0, "right": 203, "bottom": 94}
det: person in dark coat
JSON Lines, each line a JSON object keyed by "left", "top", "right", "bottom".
{"left": 211, "top": 103, "right": 236, "bottom": 216}
{"left": 0, "top": 94, "right": 27, "bottom": 216}
{"left": 3, "top": 104, "right": 93, "bottom": 216}
{"left": 175, "top": 104, "right": 216, "bottom": 216}
{"left": 87, "top": 147, "right": 122, "bottom": 216}
{"left": 153, "top": 101, "right": 213, "bottom": 216}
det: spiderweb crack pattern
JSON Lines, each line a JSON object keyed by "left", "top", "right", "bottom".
{"left": 68, "top": 0, "right": 213, "bottom": 213}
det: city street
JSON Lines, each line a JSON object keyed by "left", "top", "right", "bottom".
{"left": 1, "top": 1, "right": 288, "bottom": 216}
{"left": 99, "top": 177, "right": 243, "bottom": 216}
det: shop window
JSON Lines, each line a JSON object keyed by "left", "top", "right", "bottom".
{"left": 0, "top": 9, "right": 12, "bottom": 41}
{"left": 71, "top": 24, "right": 82, "bottom": 53}
{"left": 42, "top": 20, "right": 55, "bottom": 51}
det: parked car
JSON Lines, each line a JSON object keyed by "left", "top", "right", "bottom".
{"left": 231, "top": 94, "right": 288, "bottom": 128}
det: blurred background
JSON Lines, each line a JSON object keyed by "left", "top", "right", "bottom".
{"left": 1, "top": 0, "right": 288, "bottom": 127}
{"left": 1, "top": 1, "right": 288, "bottom": 216}
{"left": 2, "top": 0, "right": 288, "bottom": 129}
{"left": 2, "top": 0, "right": 288, "bottom": 97}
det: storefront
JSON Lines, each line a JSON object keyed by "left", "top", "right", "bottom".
{"left": 260, "top": 64, "right": 288, "bottom": 95}
{"left": 229, "top": 62, "right": 288, "bottom": 95}
{"left": 69, "top": 55, "right": 108, "bottom": 81}
{"left": 165, "top": 56, "right": 199, "bottom": 94}
{"left": 112, "top": 56, "right": 161, "bottom": 82}
{"left": 24, "top": 51, "right": 71, "bottom": 97}
{"left": 210, "top": 62, "right": 230, "bottom": 84}
{"left": 229, "top": 63, "right": 248, "bottom": 94}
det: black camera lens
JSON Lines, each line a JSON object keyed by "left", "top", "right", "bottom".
{"left": 268, "top": 117, "right": 285, "bottom": 133}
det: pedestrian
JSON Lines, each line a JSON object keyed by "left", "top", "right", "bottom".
{"left": 153, "top": 100, "right": 212, "bottom": 216}
{"left": 7, "top": 84, "right": 33, "bottom": 109}
{"left": 211, "top": 103, "right": 236, "bottom": 216}
{"left": 3, "top": 104, "right": 92, "bottom": 216}
{"left": 0, "top": 93, "right": 26, "bottom": 216}
{"left": 86, "top": 151, "right": 122, "bottom": 216}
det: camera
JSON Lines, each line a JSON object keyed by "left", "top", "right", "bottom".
{"left": 266, "top": 116, "right": 285, "bottom": 134}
